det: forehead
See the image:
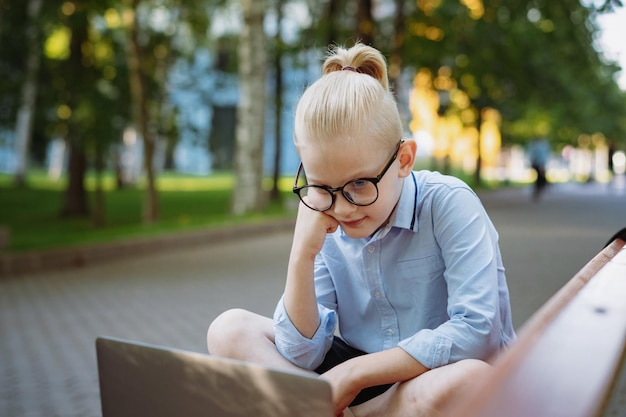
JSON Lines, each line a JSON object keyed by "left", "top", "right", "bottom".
{"left": 297, "top": 141, "right": 385, "bottom": 185}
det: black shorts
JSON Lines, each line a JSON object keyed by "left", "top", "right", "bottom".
{"left": 314, "top": 337, "right": 394, "bottom": 406}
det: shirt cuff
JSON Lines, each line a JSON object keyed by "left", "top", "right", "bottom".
{"left": 273, "top": 298, "right": 336, "bottom": 370}
{"left": 398, "top": 329, "right": 453, "bottom": 369}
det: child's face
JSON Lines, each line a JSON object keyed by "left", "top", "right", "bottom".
{"left": 298, "top": 139, "right": 408, "bottom": 239}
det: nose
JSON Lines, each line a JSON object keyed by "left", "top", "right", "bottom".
{"left": 329, "top": 192, "right": 357, "bottom": 216}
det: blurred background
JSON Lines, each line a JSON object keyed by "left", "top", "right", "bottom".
{"left": 0, "top": 0, "right": 625, "bottom": 255}
{"left": 1, "top": 2, "right": 625, "bottom": 416}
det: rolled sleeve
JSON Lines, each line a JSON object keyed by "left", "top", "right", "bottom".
{"left": 273, "top": 297, "right": 336, "bottom": 370}
{"left": 398, "top": 329, "right": 453, "bottom": 369}
{"left": 399, "top": 186, "right": 504, "bottom": 368}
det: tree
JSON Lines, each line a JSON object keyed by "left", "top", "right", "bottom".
{"left": 397, "top": 0, "right": 626, "bottom": 181}
{"left": 356, "top": 0, "right": 375, "bottom": 45}
{"left": 232, "top": 0, "right": 267, "bottom": 215}
{"left": 0, "top": 3, "right": 29, "bottom": 135}
{"left": 57, "top": 0, "right": 98, "bottom": 217}
{"left": 270, "top": 0, "right": 285, "bottom": 203}
{"left": 117, "top": 0, "right": 212, "bottom": 224}
{"left": 389, "top": 0, "right": 409, "bottom": 94}
{"left": 38, "top": 0, "right": 130, "bottom": 219}
{"left": 122, "top": 0, "right": 160, "bottom": 224}
{"left": 12, "top": 0, "right": 43, "bottom": 187}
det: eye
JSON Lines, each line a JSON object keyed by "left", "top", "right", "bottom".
{"left": 350, "top": 179, "right": 370, "bottom": 189}
{"left": 308, "top": 186, "right": 329, "bottom": 197}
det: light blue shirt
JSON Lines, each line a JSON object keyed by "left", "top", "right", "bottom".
{"left": 274, "top": 171, "right": 516, "bottom": 370}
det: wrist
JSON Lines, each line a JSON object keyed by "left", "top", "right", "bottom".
{"left": 341, "top": 357, "right": 370, "bottom": 392}
{"left": 288, "top": 248, "right": 317, "bottom": 269}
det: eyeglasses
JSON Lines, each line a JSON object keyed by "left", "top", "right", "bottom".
{"left": 292, "top": 140, "right": 404, "bottom": 212}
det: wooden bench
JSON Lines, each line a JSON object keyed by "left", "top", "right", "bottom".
{"left": 442, "top": 229, "right": 626, "bottom": 417}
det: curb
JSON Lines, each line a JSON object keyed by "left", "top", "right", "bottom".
{"left": 0, "top": 219, "right": 295, "bottom": 279}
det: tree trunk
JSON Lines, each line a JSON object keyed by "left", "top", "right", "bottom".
{"left": 124, "top": 0, "right": 159, "bottom": 224}
{"left": 356, "top": 0, "right": 374, "bottom": 45}
{"left": 13, "top": 0, "right": 43, "bottom": 187}
{"left": 232, "top": 0, "right": 267, "bottom": 215}
{"left": 474, "top": 108, "right": 483, "bottom": 186}
{"left": 60, "top": 2, "right": 89, "bottom": 218}
{"left": 324, "top": 0, "right": 340, "bottom": 46}
{"left": 389, "top": 0, "right": 405, "bottom": 96}
{"left": 270, "top": 0, "right": 284, "bottom": 202}
{"left": 92, "top": 146, "right": 105, "bottom": 227}
{"left": 61, "top": 140, "right": 89, "bottom": 217}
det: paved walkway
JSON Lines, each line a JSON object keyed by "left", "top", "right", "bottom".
{"left": 1, "top": 178, "right": 624, "bottom": 417}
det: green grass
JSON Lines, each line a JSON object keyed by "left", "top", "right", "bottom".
{"left": 0, "top": 170, "right": 297, "bottom": 252}
{"left": 0, "top": 166, "right": 511, "bottom": 253}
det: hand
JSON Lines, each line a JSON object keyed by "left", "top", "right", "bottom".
{"left": 291, "top": 201, "right": 339, "bottom": 259}
{"left": 321, "top": 360, "right": 362, "bottom": 416}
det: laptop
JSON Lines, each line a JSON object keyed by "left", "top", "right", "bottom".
{"left": 96, "top": 336, "right": 334, "bottom": 417}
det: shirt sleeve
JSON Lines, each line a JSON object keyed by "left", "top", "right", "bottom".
{"left": 398, "top": 186, "right": 505, "bottom": 369}
{"left": 272, "top": 253, "right": 338, "bottom": 370}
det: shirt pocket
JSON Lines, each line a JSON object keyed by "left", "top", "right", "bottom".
{"left": 389, "top": 252, "right": 448, "bottom": 324}
{"left": 395, "top": 247, "right": 445, "bottom": 283}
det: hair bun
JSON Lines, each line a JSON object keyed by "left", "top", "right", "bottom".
{"left": 323, "top": 43, "right": 389, "bottom": 91}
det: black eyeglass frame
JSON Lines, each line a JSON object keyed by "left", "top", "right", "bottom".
{"left": 292, "top": 140, "right": 405, "bottom": 212}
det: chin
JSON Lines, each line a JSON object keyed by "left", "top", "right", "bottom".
{"left": 340, "top": 224, "right": 377, "bottom": 239}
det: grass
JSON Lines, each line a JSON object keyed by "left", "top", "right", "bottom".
{"left": 0, "top": 165, "right": 509, "bottom": 253}
{"left": 0, "top": 170, "right": 298, "bottom": 252}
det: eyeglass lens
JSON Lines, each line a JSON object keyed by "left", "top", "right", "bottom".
{"left": 299, "top": 179, "right": 378, "bottom": 211}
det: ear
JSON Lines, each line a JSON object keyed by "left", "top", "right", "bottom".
{"left": 397, "top": 139, "right": 417, "bottom": 178}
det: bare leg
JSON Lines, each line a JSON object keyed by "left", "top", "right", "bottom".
{"left": 208, "top": 310, "right": 489, "bottom": 417}
{"left": 207, "top": 308, "right": 306, "bottom": 372}
{"left": 350, "top": 359, "right": 492, "bottom": 417}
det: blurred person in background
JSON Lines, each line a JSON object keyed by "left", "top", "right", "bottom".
{"left": 528, "top": 137, "right": 551, "bottom": 201}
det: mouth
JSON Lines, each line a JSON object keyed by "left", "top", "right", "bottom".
{"left": 340, "top": 218, "right": 365, "bottom": 229}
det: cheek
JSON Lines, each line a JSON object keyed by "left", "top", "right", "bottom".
{"left": 307, "top": 189, "right": 330, "bottom": 207}
{"left": 364, "top": 193, "right": 395, "bottom": 220}
{"left": 378, "top": 176, "right": 401, "bottom": 202}
{"left": 369, "top": 179, "right": 402, "bottom": 216}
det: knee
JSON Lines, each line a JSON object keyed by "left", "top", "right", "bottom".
{"left": 402, "top": 359, "right": 492, "bottom": 414}
{"left": 456, "top": 358, "right": 493, "bottom": 380}
{"left": 431, "top": 359, "right": 492, "bottom": 411}
{"left": 207, "top": 308, "right": 255, "bottom": 355}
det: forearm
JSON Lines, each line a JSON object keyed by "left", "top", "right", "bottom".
{"left": 324, "top": 347, "right": 427, "bottom": 391}
{"left": 322, "top": 347, "right": 429, "bottom": 413}
{"left": 283, "top": 251, "right": 320, "bottom": 339}
{"left": 348, "top": 347, "right": 429, "bottom": 389}
{"left": 282, "top": 202, "right": 339, "bottom": 339}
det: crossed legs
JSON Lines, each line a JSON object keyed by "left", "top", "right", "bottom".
{"left": 207, "top": 309, "right": 490, "bottom": 417}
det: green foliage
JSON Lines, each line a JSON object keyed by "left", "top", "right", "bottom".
{"left": 2, "top": 0, "right": 625, "bottom": 233}
{"left": 0, "top": 2, "right": 30, "bottom": 127}
{"left": 388, "top": 0, "right": 626, "bottom": 145}
{"left": 288, "top": 0, "right": 626, "bottom": 148}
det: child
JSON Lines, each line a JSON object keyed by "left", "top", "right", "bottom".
{"left": 208, "top": 42, "right": 515, "bottom": 417}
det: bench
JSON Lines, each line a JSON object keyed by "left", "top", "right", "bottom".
{"left": 442, "top": 228, "right": 626, "bottom": 417}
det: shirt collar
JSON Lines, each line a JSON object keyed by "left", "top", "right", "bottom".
{"left": 391, "top": 171, "right": 419, "bottom": 233}
{"left": 371, "top": 172, "right": 419, "bottom": 240}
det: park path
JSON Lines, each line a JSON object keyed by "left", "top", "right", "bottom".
{"left": 1, "top": 177, "right": 624, "bottom": 417}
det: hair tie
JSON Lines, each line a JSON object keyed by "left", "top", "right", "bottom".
{"left": 342, "top": 66, "right": 358, "bottom": 72}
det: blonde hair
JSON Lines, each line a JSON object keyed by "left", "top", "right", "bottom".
{"left": 294, "top": 43, "right": 403, "bottom": 150}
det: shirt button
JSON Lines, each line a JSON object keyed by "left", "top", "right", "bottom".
{"left": 374, "top": 291, "right": 381, "bottom": 298}
{"left": 386, "top": 328, "right": 394, "bottom": 336}
{"left": 367, "top": 246, "right": 375, "bottom": 253}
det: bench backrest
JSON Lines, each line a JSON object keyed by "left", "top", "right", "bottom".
{"left": 442, "top": 234, "right": 626, "bottom": 417}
